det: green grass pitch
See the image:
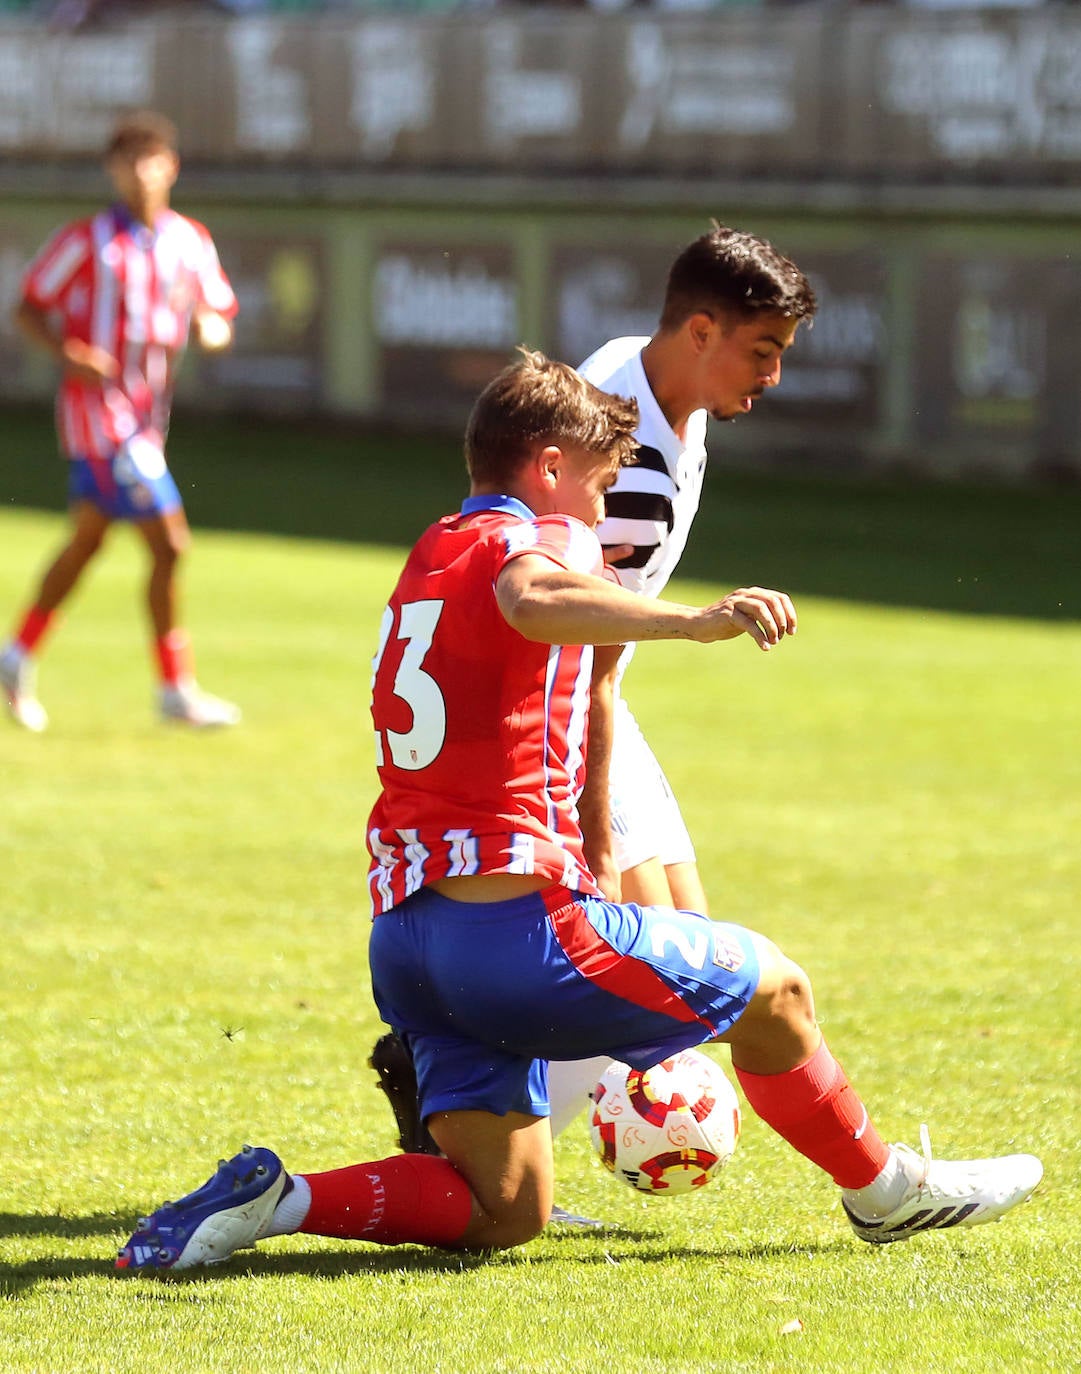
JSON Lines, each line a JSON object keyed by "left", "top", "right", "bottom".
{"left": 1, "top": 408, "right": 1079, "bottom": 1372}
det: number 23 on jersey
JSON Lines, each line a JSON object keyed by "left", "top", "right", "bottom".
{"left": 371, "top": 599, "right": 447, "bottom": 772}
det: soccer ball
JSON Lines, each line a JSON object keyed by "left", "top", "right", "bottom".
{"left": 589, "top": 1049, "right": 740, "bottom": 1195}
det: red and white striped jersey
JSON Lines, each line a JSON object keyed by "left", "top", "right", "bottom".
{"left": 20, "top": 203, "right": 237, "bottom": 460}
{"left": 367, "top": 494, "right": 608, "bottom": 915}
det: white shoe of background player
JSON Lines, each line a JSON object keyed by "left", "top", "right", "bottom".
{"left": 160, "top": 680, "right": 242, "bottom": 728}
{"left": 1, "top": 644, "right": 48, "bottom": 733}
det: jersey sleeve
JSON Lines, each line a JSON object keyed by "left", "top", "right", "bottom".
{"left": 21, "top": 221, "right": 90, "bottom": 310}
{"left": 495, "top": 514, "right": 606, "bottom": 578}
{"left": 187, "top": 218, "right": 238, "bottom": 318}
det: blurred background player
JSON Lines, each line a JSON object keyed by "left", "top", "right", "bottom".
{"left": 369, "top": 224, "right": 819, "bottom": 1158}
{"left": 1, "top": 108, "right": 241, "bottom": 732}
{"left": 116, "top": 351, "right": 1041, "bottom": 1274}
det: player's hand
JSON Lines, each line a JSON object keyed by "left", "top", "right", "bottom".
{"left": 194, "top": 310, "right": 233, "bottom": 351}
{"left": 587, "top": 846, "right": 623, "bottom": 903}
{"left": 602, "top": 543, "right": 634, "bottom": 568}
{"left": 60, "top": 338, "right": 119, "bottom": 384}
{"left": 694, "top": 586, "right": 797, "bottom": 651}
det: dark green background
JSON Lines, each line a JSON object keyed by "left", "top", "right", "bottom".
{"left": 2, "top": 403, "right": 1076, "bottom": 622}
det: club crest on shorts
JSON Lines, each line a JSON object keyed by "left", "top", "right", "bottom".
{"left": 710, "top": 930, "right": 745, "bottom": 973}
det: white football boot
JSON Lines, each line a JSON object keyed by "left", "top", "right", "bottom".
{"left": 843, "top": 1125, "right": 1043, "bottom": 1243}
{"left": 160, "top": 680, "right": 241, "bottom": 728}
{"left": 1, "top": 645, "right": 48, "bottom": 733}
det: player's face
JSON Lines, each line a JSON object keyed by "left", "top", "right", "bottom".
{"left": 558, "top": 448, "right": 622, "bottom": 528}
{"left": 106, "top": 147, "right": 179, "bottom": 222}
{"left": 696, "top": 311, "right": 802, "bottom": 422}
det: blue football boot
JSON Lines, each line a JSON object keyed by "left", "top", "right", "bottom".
{"left": 116, "top": 1144, "right": 287, "bottom": 1272}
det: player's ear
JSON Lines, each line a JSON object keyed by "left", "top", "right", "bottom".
{"left": 687, "top": 311, "right": 716, "bottom": 352}
{"left": 536, "top": 444, "right": 563, "bottom": 490}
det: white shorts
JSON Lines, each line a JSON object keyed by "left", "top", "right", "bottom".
{"left": 608, "top": 692, "right": 695, "bottom": 873}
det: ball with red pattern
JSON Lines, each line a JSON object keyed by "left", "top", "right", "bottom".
{"left": 589, "top": 1049, "right": 740, "bottom": 1195}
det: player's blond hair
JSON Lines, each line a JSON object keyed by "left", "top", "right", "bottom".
{"left": 466, "top": 347, "right": 639, "bottom": 486}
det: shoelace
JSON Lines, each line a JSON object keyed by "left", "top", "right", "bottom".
{"left": 916, "top": 1124, "right": 933, "bottom": 1187}
{"left": 891, "top": 1124, "right": 934, "bottom": 1192}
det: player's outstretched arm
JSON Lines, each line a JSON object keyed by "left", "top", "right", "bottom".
{"left": 695, "top": 586, "right": 798, "bottom": 650}
{"left": 496, "top": 556, "right": 796, "bottom": 652}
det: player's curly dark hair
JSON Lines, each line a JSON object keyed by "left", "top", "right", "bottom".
{"left": 658, "top": 221, "right": 816, "bottom": 330}
{"left": 105, "top": 109, "right": 179, "bottom": 160}
{"left": 466, "top": 347, "right": 639, "bottom": 486}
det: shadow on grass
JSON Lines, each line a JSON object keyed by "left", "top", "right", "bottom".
{"left": 4, "top": 404, "right": 1079, "bottom": 623}
{"left": 0, "top": 1217, "right": 851, "bottom": 1296}
{"left": 0, "top": 1212, "right": 124, "bottom": 1240}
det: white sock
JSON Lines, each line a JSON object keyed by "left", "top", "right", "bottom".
{"left": 547, "top": 1057, "right": 615, "bottom": 1138}
{"left": 842, "top": 1150, "right": 914, "bottom": 1219}
{"left": 263, "top": 1173, "right": 312, "bottom": 1237}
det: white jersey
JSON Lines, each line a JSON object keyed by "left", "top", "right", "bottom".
{"left": 547, "top": 336, "right": 708, "bottom": 1128}
{"left": 576, "top": 333, "right": 703, "bottom": 873}
{"left": 577, "top": 336, "right": 708, "bottom": 600}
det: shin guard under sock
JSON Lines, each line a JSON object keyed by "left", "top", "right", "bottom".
{"left": 298, "top": 1154, "right": 473, "bottom": 1247}
{"left": 735, "top": 1039, "right": 890, "bottom": 1189}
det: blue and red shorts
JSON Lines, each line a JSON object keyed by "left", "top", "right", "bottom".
{"left": 67, "top": 435, "right": 181, "bottom": 521}
{"left": 368, "top": 884, "right": 760, "bottom": 1121}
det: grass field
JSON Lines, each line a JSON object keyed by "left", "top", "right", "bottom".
{"left": 1, "top": 408, "right": 1079, "bottom": 1373}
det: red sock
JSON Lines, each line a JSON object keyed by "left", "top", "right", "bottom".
{"left": 155, "top": 629, "right": 193, "bottom": 687}
{"left": 735, "top": 1040, "right": 890, "bottom": 1189}
{"left": 14, "top": 605, "right": 55, "bottom": 654}
{"left": 298, "top": 1154, "right": 473, "bottom": 1247}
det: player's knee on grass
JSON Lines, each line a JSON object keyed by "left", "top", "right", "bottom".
{"left": 429, "top": 1110, "right": 553, "bottom": 1251}
{"left": 493, "top": 1203, "right": 550, "bottom": 1250}
{"left": 453, "top": 1190, "right": 550, "bottom": 1252}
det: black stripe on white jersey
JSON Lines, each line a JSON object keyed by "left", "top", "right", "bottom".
{"left": 625, "top": 446, "right": 668, "bottom": 476}
{"left": 601, "top": 444, "right": 674, "bottom": 570}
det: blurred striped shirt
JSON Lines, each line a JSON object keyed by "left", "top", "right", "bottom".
{"left": 21, "top": 203, "right": 236, "bottom": 460}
